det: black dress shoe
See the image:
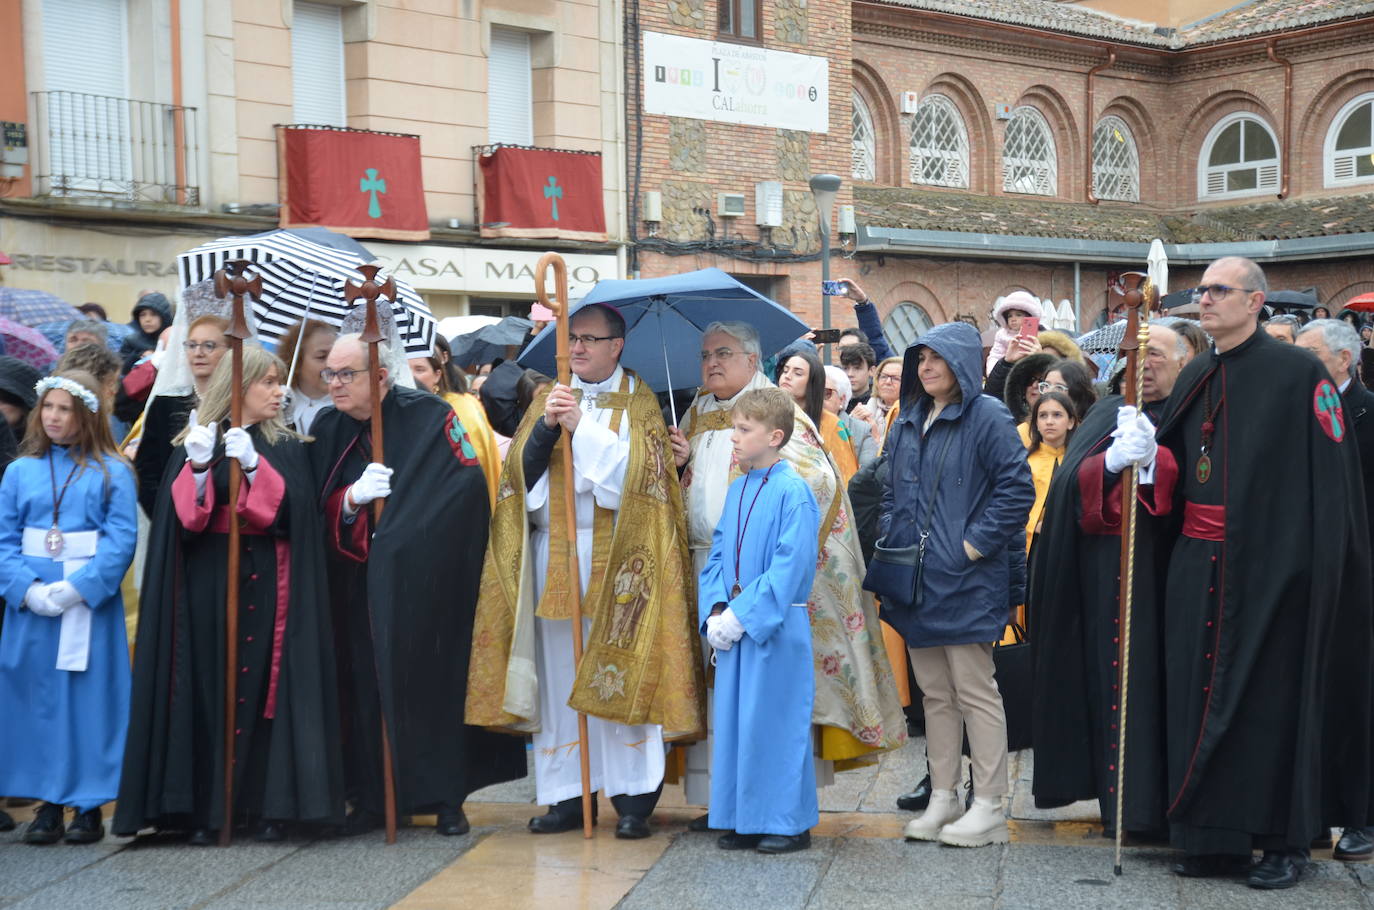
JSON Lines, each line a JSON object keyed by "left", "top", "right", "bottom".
{"left": 615, "top": 815, "right": 651, "bottom": 839}
{"left": 22, "top": 803, "right": 65, "bottom": 845}
{"left": 0, "top": 809, "right": 15, "bottom": 832}
{"left": 528, "top": 796, "right": 596, "bottom": 834}
{"left": 717, "top": 831, "right": 763, "bottom": 850}
{"left": 1248, "top": 849, "right": 1308, "bottom": 890}
{"left": 1334, "top": 827, "right": 1374, "bottom": 861}
{"left": 187, "top": 828, "right": 217, "bottom": 847}
{"left": 1172, "top": 853, "right": 1251, "bottom": 878}
{"left": 688, "top": 813, "right": 718, "bottom": 832}
{"left": 64, "top": 807, "right": 104, "bottom": 844}
{"left": 757, "top": 831, "right": 811, "bottom": 854}
{"left": 253, "top": 821, "right": 287, "bottom": 843}
{"left": 341, "top": 808, "right": 383, "bottom": 837}
{"left": 436, "top": 809, "right": 470, "bottom": 836}
{"left": 896, "top": 775, "right": 932, "bottom": 812}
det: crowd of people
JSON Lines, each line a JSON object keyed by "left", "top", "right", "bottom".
{"left": 0, "top": 257, "right": 1371, "bottom": 890}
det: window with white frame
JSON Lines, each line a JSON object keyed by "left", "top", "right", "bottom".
{"left": 1199, "top": 114, "right": 1279, "bottom": 198}
{"left": 1092, "top": 115, "right": 1139, "bottom": 202}
{"left": 1003, "top": 106, "right": 1056, "bottom": 196}
{"left": 910, "top": 94, "right": 969, "bottom": 188}
{"left": 883, "top": 302, "right": 934, "bottom": 352}
{"left": 292, "top": 1, "right": 347, "bottom": 126}
{"left": 488, "top": 26, "right": 534, "bottom": 146}
{"left": 1326, "top": 94, "right": 1374, "bottom": 186}
{"left": 852, "top": 92, "right": 876, "bottom": 181}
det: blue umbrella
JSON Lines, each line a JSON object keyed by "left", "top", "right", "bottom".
{"left": 0, "top": 287, "right": 81, "bottom": 327}
{"left": 517, "top": 269, "right": 809, "bottom": 412}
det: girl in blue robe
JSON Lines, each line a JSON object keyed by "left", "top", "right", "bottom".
{"left": 0, "top": 370, "right": 136, "bottom": 844}
{"left": 699, "top": 387, "right": 822, "bottom": 853}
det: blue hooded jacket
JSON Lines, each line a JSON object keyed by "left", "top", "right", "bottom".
{"left": 877, "top": 322, "right": 1034, "bottom": 647}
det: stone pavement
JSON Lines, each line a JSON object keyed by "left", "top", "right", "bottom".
{"left": 4, "top": 740, "right": 1373, "bottom": 909}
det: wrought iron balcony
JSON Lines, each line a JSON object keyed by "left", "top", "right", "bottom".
{"left": 30, "top": 91, "right": 200, "bottom": 206}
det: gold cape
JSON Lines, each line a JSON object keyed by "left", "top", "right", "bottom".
{"left": 465, "top": 373, "right": 706, "bottom": 741}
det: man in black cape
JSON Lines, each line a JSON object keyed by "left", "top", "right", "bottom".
{"left": 115, "top": 417, "right": 345, "bottom": 841}
{"left": 1030, "top": 322, "right": 1191, "bottom": 838}
{"left": 312, "top": 335, "right": 526, "bottom": 837}
{"left": 1115, "top": 258, "right": 1373, "bottom": 889}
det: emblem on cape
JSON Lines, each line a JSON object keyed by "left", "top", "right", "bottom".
{"left": 588, "top": 663, "right": 627, "bottom": 701}
{"left": 443, "top": 411, "right": 480, "bottom": 465}
{"left": 1313, "top": 379, "right": 1345, "bottom": 442}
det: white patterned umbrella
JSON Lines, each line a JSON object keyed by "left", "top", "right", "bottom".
{"left": 176, "top": 229, "right": 436, "bottom": 355}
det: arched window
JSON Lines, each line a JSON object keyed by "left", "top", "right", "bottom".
{"left": 1092, "top": 115, "right": 1139, "bottom": 202}
{"left": 883, "top": 302, "right": 934, "bottom": 351}
{"left": 1199, "top": 113, "right": 1279, "bottom": 198}
{"left": 910, "top": 94, "right": 969, "bottom": 188}
{"left": 851, "top": 92, "right": 876, "bottom": 182}
{"left": 1003, "top": 106, "right": 1056, "bottom": 196}
{"left": 1326, "top": 93, "right": 1374, "bottom": 186}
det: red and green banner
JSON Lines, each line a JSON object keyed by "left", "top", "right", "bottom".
{"left": 477, "top": 146, "right": 607, "bottom": 241}
{"left": 278, "top": 126, "right": 430, "bottom": 241}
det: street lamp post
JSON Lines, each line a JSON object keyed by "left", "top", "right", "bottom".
{"left": 809, "top": 173, "right": 842, "bottom": 365}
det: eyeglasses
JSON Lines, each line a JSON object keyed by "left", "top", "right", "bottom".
{"left": 183, "top": 341, "right": 220, "bottom": 353}
{"left": 321, "top": 368, "right": 363, "bottom": 385}
{"left": 877, "top": 373, "right": 902, "bottom": 384}
{"left": 700, "top": 348, "right": 745, "bottom": 363}
{"left": 1191, "top": 284, "right": 1257, "bottom": 304}
{"left": 1037, "top": 381, "right": 1069, "bottom": 394}
{"left": 569, "top": 333, "right": 618, "bottom": 347}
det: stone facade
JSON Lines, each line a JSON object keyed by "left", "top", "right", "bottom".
{"left": 667, "top": 0, "right": 707, "bottom": 30}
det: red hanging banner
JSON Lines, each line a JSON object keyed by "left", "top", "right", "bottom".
{"left": 278, "top": 126, "right": 430, "bottom": 241}
{"left": 477, "top": 146, "right": 607, "bottom": 242}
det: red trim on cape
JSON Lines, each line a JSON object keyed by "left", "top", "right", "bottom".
{"left": 326, "top": 486, "right": 370, "bottom": 562}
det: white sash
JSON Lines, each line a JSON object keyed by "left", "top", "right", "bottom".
{"left": 21, "top": 527, "right": 99, "bottom": 672}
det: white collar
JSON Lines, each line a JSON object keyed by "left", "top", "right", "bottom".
{"left": 574, "top": 364, "right": 624, "bottom": 393}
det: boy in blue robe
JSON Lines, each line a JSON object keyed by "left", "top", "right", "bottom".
{"left": 699, "top": 387, "right": 821, "bottom": 854}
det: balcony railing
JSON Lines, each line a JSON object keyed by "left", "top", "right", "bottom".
{"left": 31, "top": 91, "right": 200, "bottom": 206}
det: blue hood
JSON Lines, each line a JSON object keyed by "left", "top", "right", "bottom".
{"left": 899, "top": 321, "right": 984, "bottom": 417}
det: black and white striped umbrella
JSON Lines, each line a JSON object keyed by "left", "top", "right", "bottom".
{"left": 176, "top": 229, "right": 436, "bottom": 355}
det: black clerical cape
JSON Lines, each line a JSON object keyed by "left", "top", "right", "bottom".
{"left": 311, "top": 386, "right": 526, "bottom": 815}
{"left": 1029, "top": 394, "right": 1171, "bottom": 834}
{"left": 1151, "top": 329, "right": 1373, "bottom": 852}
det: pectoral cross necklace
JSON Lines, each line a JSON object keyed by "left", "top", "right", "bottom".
{"left": 731, "top": 462, "right": 775, "bottom": 599}
{"left": 46, "top": 452, "right": 82, "bottom": 556}
{"left": 1197, "top": 376, "right": 1225, "bottom": 485}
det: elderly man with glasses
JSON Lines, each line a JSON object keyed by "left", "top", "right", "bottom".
{"left": 310, "top": 333, "right": 527, "bottom": 840}
{"left": 1083, "top": 257, "right": 1374, "bottom": 890}
{"left": 467, "top": 303, "right": 703, "bottom": 840}
{"left": 669, "top": 321, "right": 906, "bottom": 838}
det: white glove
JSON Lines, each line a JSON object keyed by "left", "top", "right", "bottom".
{"left": 184, "top": 423, "right": 217, "bottom": 468}
{"left": 149, "top": 347, "right": 166, "bottom": 370}
{"left": 23, "top": 582, "right": 62, "bottom": 617}
{"left": 715, "top": 608, "right": 745, "bottom": 645}
{"left": 349, "top": 463, "right": 393, "bottom": 508}
{"left": 223, "top": 427, "right": 259, "bottom": 471}
{"left": 705, "top": 614, "right": 733, "bottom": 652}
{"left": 1104, "top": 406, "right": 1158, "bottom": 474}
{"left": 45, "top": 580, "right": 84, "bottom": 610}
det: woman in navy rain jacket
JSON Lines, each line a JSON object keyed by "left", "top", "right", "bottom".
{"left": 877, "top": 321, "right": 1033, "bottom": 848}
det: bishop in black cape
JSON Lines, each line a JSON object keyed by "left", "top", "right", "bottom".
{"left": 311, "top": 383, "right": 526, "bottom": 823}
{"left": 1149, "top": 329, "right": 1372, "bottom": 855}
{"left": 115, "top": 428, "right": 346, "bottom": 835}
{"left": 1029, "top": 390, "right": 1172, "bottom": 836}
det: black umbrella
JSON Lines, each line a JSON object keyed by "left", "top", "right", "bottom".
{"left": 1160, "top": 289, "right": 1195, "bottom": 310}
{"left": 451, "top": 315, "right": 534, "bottom": 367}
{"left": 1267, "top": 289, "right": 1319, "bottom": 310}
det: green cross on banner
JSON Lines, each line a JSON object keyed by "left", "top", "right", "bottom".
{"left": 360, "top": 168, "right": 387, "bottom": 219}
{"left": 1316, "top": 382, "right": 1344, "bottom": 441}
{"left": 543, "top": 176, "right": 563, "bottom": 221}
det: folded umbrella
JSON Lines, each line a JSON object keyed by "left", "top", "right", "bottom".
{"left": 0, "top": 318, "right": 60, "bottom": 371}
{"left": 517, "top": 268, "right": 809, "bottom": 400}
{"left": 0, "top": 288, "right": 81, "bottom": 328}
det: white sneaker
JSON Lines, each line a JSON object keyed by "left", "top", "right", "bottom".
{"left": 903, "top": 789, "right": 963, "bottom": 842}
{"left": 937, "top": 796, "right": 1009, "bottom": 847}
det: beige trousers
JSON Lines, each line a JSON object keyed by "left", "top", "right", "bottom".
{"left": 908, "top": 642, "right": 1009, "bottom": 798}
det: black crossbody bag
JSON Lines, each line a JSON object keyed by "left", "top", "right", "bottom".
{"left": 863, "top": 424, "right": 955, "bottom": 610}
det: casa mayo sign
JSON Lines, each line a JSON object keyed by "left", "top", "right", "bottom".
{"left": 367, "top": 245, "right": 617, "bottom": 295}
{"left": 642, "top": 31, "right": 829, "bottom": 133}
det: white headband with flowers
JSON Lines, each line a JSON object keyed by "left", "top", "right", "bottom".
{"left": 35, "top": 376, "right": 100, "bottom": 414}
